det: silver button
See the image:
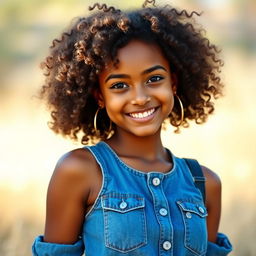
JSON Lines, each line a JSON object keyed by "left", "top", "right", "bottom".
{"left": 163, "top": 241, "right": 172, "bottom": 250}
{"left": 119, "top": 201, "right": 127, "bottom": 209}
{"left": 159, "top": 208, "right": 168, "bottom": 216}
{"left": 198, "top": 206, "right": 205, "bottom": 213}
{"left": 152, "top": 177, "right": 161, "bottom": 186}
{"left": 186, "top": 212, "right": 192, "bottom": 219}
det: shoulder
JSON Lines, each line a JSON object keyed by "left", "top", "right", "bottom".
{"left": 201, "top": 165, "right": 221, "bottom": 191}
{"left": 200, "top": 165, "right": 222, "bottom": 209}
{"left": 53, "top": 147, "right": 97, "bottom": 178}
{"left": 44, "top": 147, "right": 99, "bottom": 243}
{"left": 48, "top": 147, "right": 99, "bottom": 200}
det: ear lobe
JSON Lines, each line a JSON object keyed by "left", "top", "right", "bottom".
{"left": 171, "top": 73, "right": 178, "bottom": 94}
{"left": 93, "top": 89, "right": 105, "bottom": 108}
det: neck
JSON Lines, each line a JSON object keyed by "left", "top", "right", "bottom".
{"left": 106, "top": 128, "right": 166, "bottom": 161}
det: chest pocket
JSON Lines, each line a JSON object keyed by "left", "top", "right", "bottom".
{"left": 101, "top": 193, "right": 147, "bottom": 253}
{"left": 177, "top": 200, "right": 208, "bottom": 256}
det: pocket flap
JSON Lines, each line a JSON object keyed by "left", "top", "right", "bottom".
{"left": 177, "top": 200, "right": 208, "bottom": 217}
{"left": 102, "top": 193, "right": 145, "bottom": 213}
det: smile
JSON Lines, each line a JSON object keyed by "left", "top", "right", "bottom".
{"left": 128, "top": 107, "right": 157, "bottom": 119}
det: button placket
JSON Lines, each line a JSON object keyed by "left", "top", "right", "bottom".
{"left": 152, "top": 177, "right": 161, "bottom": 186}
{"left": 159, "top": 208, "right": 168, "bottom": 216}
{"left": 147, "top": 173, "right": 173, "bottom": 255}
{"left": 163, "top": 241, "right": 172, "bottom": 250}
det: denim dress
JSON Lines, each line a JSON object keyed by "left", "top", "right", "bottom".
{"left": 32, "top": 141, "right": 232, "bottom": 256}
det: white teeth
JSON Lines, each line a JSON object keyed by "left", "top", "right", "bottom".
{"left": 129, "top": 108, "right": 155, "bottom": 119}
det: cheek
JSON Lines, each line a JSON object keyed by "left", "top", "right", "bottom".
{"left": 167, "top": 95, "right": 175, "bottom": 113}
{"left": 104, "top": 95, "right": 123, "bottom": 109}
{"left": 161, "top": 87, "right": 175, "bottom": 105}
{"left": 159, "top": 88, "right": 175, "bottom": 115}
{"left": 103, "top": 95, "right": 125, "bottom": 120}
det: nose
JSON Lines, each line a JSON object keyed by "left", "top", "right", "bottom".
{"left": 130, "top": 86, "right": 151, "bottom": 105}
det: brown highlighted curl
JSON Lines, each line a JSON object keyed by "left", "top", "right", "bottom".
{"left": 40, "top": 0, "right": 224, "bottom": 144}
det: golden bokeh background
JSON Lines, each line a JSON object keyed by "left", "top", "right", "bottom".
{"left": 0, "top": 0, "right": 255, "bottom": 255}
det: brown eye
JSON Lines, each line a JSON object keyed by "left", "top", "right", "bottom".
{"left": 110, "top": 82, "right": 129, "bottom": 89}
{"left": 147, "top": 75, "right": 164, "bottom": 83}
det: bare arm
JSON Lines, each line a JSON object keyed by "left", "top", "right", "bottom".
{"left": 43, "top": 149, "right": 96, "bottom": 244}
{"left": 201, "top": 166, "right": 222, "bottom": 243}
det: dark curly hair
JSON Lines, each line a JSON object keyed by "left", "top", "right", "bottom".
{"left": 40, "top": 0, "right": 224, "bottom": 144}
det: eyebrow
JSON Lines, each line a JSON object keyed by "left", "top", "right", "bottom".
{"left": 142, "top": 65, "right": 167, "bottom": 75}
{"left": 105, "top": 74, "right": 130, "bottom": 83}
{"left": 104, "top": 65, "right": 167, "bottom": 83}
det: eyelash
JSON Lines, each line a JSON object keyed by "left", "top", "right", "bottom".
{"left": 147, "top": 75, "right": 164, "bottom": 83}
{"left": 109, "top": 75, "right": 164, "bottom": 89}
{"left": 110, "top": 82, "right": 128, "bottom": 89}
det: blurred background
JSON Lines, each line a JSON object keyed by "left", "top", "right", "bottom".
{"left": 0, "top": 0, "right": 255, "bottom": 255}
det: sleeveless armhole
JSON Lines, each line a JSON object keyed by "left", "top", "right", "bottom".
{"left": 83, "top": 146, "right": 108, "bottom": 219}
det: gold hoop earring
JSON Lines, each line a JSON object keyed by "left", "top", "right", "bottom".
{"left": 94, "top": 107, "right": 112, "bottom": 136}
{"left": 174, "top": 94, "right": 184, "bottom": 127}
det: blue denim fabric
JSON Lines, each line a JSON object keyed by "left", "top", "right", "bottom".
{"left": 32, "top": 236, "right": 84, "bottom": 256}
{"left": 32, "top": 141, "right": 232, "bottom": 255}
{"left": 207, "top": 233, "right": 232, "bottom": 256}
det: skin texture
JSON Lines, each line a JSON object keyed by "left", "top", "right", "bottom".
{"left": 40, "top": 4, "right": 224, "bottom": 143}
{"left": 97, "top": 40, "right": 175, "bottom": 138}
{"left": 44, "top": 40, "right": 221, "bottom": 244}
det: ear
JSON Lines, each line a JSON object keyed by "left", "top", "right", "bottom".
{"left": 93, "top": 89, "right": 105, "bottom": 108}
{"left": 171, "top": 73, "right": 178, "bottom": 94}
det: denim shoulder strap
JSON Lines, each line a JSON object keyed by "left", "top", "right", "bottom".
{"left": 184, "top": 158, "right": 206, "bottom": 204}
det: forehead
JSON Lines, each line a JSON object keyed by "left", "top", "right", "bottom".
{"left": 100, "top": 40, "right": 170, "bottom": 76}
{"left": 117, "top": 40, "right": 167, "bottom": 64}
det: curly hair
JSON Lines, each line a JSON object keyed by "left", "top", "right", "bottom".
{"left": 40, "top": 0, "right": 224, "bottom": 144}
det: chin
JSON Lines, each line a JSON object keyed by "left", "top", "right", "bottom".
{"left": 131, "top": 127, "right": 160, "bottom": 137}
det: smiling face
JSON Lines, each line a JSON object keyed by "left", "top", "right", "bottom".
{"left": 97, "top": 40, "right": 176, "bottom": 138}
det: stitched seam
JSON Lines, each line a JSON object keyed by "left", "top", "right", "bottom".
{"left": 177, "top": 201, "right": 207, "bottom": 255}
{"left": 103, "top": 203, "right": 147, "bottom": 252}
{"left": 101, "top": 141, "right": 177, "bottom": 177}
{"left": 84, "top": 146, "right": 108, "bottom": 219}
{"left": 161, "top": 180, "right": 174, "bottom": 254}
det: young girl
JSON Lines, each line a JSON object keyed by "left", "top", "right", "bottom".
{"left": 32, "top": 1, "right": 232, "bottom": 255}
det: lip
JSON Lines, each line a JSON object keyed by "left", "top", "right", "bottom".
{"left": 126, "top": 107, "right": 159, "bottom": 122}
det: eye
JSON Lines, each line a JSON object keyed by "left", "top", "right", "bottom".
{"left": 147, "top": 75, "right": 164, "bottom": 83}
{"left": 110, "top": 82, "right": 129, "bottom": 90}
